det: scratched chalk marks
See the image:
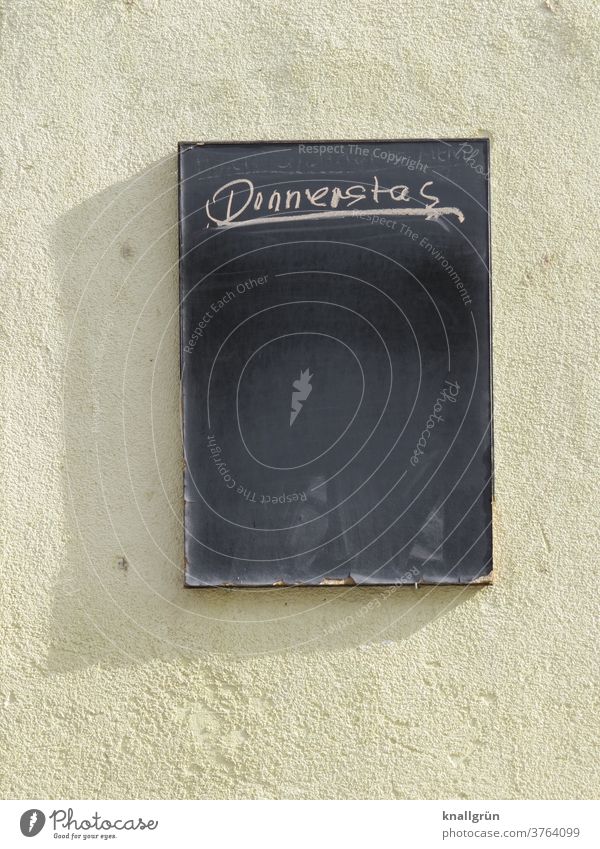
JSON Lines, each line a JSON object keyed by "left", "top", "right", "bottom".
{"left": 178, "top": 140, "right": 492, "bottom": 586}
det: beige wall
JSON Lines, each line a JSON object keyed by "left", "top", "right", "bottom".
{"left": 1, "top": 0, "right": 598, "bottom": 799}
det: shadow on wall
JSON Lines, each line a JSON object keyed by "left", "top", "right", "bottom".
{"left": 50, "top": 154, "right": 481, "bottom": 672}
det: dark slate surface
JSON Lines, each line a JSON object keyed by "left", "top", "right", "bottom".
{"left": 179, "top": 140, "right": 492, "bottom": 586}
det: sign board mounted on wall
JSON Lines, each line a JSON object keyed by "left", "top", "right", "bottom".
{"left": 178, "top": 140, "right": 493, "bottom": 587}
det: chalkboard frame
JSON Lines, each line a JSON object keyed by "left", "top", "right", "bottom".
{"left": 178, "top": 139, "right": 494, "bottom": 588}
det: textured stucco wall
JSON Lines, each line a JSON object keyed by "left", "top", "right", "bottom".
{"left": 1, "top": 0, "right": 598, "bottom": 800}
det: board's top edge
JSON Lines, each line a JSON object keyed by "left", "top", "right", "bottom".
{"left": 177, "top": 138, "right": 491, "bottom": 148}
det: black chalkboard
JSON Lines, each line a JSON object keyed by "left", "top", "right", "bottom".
{"left": 178, "top": 140, "right": 492, "bottom": 587}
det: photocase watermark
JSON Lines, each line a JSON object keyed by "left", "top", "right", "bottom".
{"left": 353, "top": 217, "right": 472, "bottom": 306}
{"left": 419, "top": 236, "right": 472, "bottom": 306}
{"left": 454, "top": 141, "right": 490, "bottom": 179}
{"left": 204, "top": 365, "right": 317, "bottom": 506}
{"left": 20, "top": 809, "right": 45, "bottom": 837}
{"left": 348, "top": 143, "right": 428, "bottom": 173}
{"left": 320, "top": 567, "right": 420, "bottom": 638}
{"left": 410, "top": 379, "right": 460, "bottom": 466}
{"left": 206, "top": 435, "right": 307, "bottom": 503}
{"left": 18, "top": 806, "right": 158, "bottom": 838}
{"left": 298, "top": 143, "right": 346, "bottom": 156}
{"left": 184, "top": 274, "right": 268, "bottom": 352}
{"left": 298, "top": 142, "right": 428, "bottom": 174}
{"left": 289, "top": 368, "right": 313, "bottom": 426}
{"left": 358, "top": 212, "right": 399, "bottom": 229}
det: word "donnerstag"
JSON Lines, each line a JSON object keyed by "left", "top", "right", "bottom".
{"left": 204, "top": 176, "right": 464, "bottom": 227}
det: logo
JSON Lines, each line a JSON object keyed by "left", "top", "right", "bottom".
{"left": 290, "top": 368, "right": 313, "bottom": 426}
{"left": 20, "top": 809, "right": 45, "bottom": 837}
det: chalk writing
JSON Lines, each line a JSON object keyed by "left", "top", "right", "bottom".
{"left": 204, "top": 176, "right": 464, "bottom": 228}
